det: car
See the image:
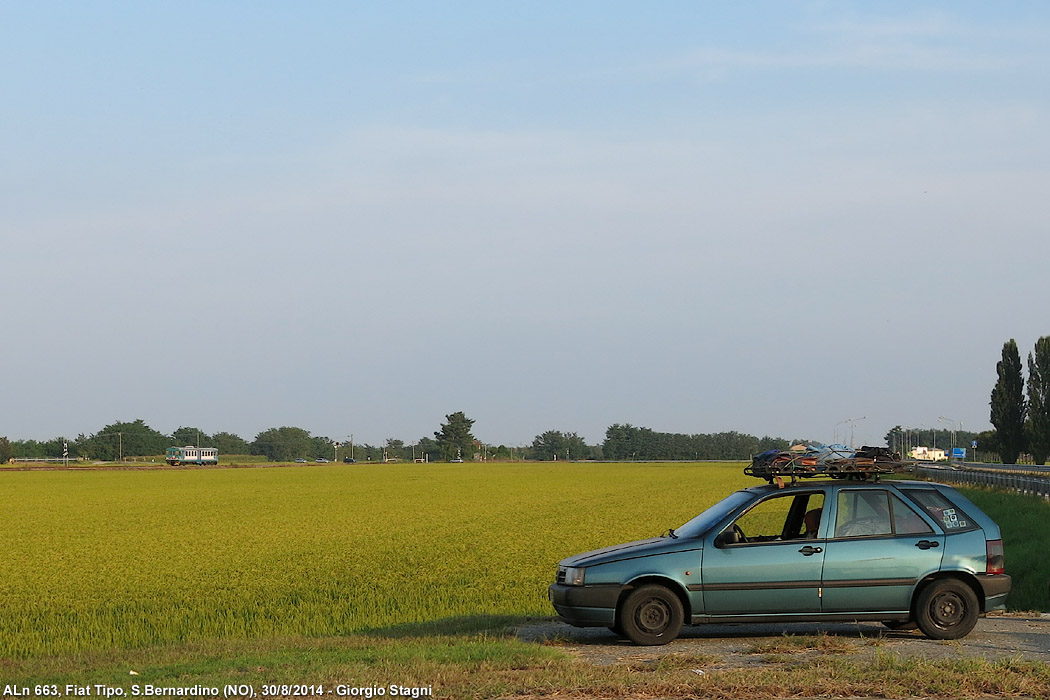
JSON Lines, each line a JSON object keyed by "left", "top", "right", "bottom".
{"left": 315, "top": 458, "right": 330, "bottom": 463}
{"left": 549, "top": 464, "right": 1011, "bottom": 646}
{"left": 294, "top": 458, "right": 308, "bottom": 463}
{"left": 343, "top": 457, "right": 356, "bottom": 464}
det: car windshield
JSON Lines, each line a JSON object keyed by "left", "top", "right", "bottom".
{"left": 673, "top": 490, "right": 755, "bottom": 539}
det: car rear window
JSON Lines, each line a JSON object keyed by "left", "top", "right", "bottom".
{"left": 898, "top": 488, "right": 979, "bottom": 533}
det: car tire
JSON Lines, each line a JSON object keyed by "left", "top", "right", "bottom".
{"left": 915, "top": 579, "right": 979, "bottom": 640}
{"left": 619, "top": 584, "right": 684, "bottom": 646}
{"left": 882, "top": 620, "right": 918, "bottom": 631}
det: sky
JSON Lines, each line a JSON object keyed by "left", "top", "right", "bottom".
{"left": 3, "top": 1, "right": 1049, "bottom": 449}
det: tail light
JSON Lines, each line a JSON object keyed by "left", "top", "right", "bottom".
{"left": 986, "top": 539, "right": 1005, "bottom": 575}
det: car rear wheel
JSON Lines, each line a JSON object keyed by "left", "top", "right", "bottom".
{"left": 620, "top": 584, "right": 684, "bottom": 646}
{"left": 915, "top": 579, "right": 979, "bottom": 640}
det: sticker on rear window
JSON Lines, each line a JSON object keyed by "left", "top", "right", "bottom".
{"left": 940, "top": 508, "right": 970, "bottom": 529}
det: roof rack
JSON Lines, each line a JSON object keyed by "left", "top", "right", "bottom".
{"left": 745, "top": 449, "right": 915, "bottom": 484}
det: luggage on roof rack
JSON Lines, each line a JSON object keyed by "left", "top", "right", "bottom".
{"left": 745, "top": 446, "right": 912, "bottom": 484}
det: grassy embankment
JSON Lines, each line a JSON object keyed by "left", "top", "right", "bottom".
{"left": 960, "top": 486, "right": 1050, "bottom": 612}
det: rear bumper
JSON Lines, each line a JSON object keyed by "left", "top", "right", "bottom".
{"left": 548, "top": 583, "right": 620, "bottom": 627}
{"left": 978, "top": 574, "right": 1012, "bottom": 611}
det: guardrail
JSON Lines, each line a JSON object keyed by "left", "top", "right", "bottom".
{"left": 915, "top": 464, "right": 1050, "bottom": 499}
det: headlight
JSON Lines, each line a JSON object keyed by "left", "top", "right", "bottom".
{"left": 561, "top": 566, "right": 586, "bottom": 586}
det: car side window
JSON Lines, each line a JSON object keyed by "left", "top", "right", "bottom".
{"left": 835, "top": 490, "right": 936, "bottom": 538}
{"left": 727, "top": 492, "right": 824, "bottom": 544}
{"left": 733, "top": 493, "right": 796, "bottom": 541}
{"left": 899, "top": 488, "right": 979, "bottom": 533}
{"left": 835, "top": 490, "right": 892, "bottom": 538}
{"left": 890, "top": 493, "right": 935, "bottom": 535}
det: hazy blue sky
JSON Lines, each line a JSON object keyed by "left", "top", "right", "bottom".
{"left": 3, "top": 2, "right": 1048, "bottom": 448}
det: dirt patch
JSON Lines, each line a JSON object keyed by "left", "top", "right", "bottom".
{"left": 517, "top": 613, "right": 1050, "bottom": 669}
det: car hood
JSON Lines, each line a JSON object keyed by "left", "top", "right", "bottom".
{"left": 560, "top": 536, "right": 701, "bottom": 567}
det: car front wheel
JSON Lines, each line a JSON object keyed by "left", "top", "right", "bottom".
{"left": 620, "top": 584, "right": 684, "bottom": 646}
{"left": 915, "top": 579, "right": 979, "bottom": 640}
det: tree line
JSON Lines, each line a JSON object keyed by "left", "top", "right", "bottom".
{"left": 0, "top": 413, "right": 483, "bottom": 464}
{"left": 10, "top": 350, "right": 1046, "bottom": 467}
{"left": 2, "top": 413, "right": 813, "bottom": 464}
{"left": 2, "top": 413, "right": 818, "bottom": 468}
{"left": 599, "top": 424, "right": 809, "bottom": 461}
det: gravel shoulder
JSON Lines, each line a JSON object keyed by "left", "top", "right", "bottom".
{"left": 517, "top": 613, "right": 1050, "bottom": 668}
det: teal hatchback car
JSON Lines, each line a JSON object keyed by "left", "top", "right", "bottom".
{"left": 550, "top": 471, "right": 1011, "bottom": 645}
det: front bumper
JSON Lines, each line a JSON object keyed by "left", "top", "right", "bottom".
{"left": 548, "top": 583, "right": 621, "bottom": 627}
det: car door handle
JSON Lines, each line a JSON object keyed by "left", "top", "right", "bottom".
{"left": 798, "top": 546, "right": 823, "bottom": 556}
{"left": 915, "top": 540, "right": 940, "bottom": 550}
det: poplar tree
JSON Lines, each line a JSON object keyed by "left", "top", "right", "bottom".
{"left": 1027, "top": 336, "right": 1050, "bottom": 466}
{"left": 990, "top": 339, "right": 1027, "bottom": 464}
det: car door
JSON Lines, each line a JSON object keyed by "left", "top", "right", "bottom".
{"left": 700, "top": 491, "right": 826, "bottom": 616}
{"left": 820, "top": 488, "right": 944, "bottom": 613}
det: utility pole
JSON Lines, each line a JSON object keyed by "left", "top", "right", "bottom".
{"left": 840, "top": 417, "right": 866, "bottom": 448}
{"left": 939, "top": 416, "right": 958, "bottom": 455}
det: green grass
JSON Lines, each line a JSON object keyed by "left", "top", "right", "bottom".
{"left": 747, "top": 632, "right": 858, "bottom": 656}
{"left": 958, "top": 486, "right": 1050, "bottom": 611}
{"left": 0, "top": 626, "right": 564, "bottom": 697}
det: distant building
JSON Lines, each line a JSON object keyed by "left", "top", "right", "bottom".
{"left": 910, "top": 446, "right": 946, "bottom": 461}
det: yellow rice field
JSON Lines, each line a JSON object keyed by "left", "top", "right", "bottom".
{"left": 0, "top": 462, "right": 748, "bottom": 658}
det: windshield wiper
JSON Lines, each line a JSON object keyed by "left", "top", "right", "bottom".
{"left": 663, "top": 528, "right": 679, "bottom": 539}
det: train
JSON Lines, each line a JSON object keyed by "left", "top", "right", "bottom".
{"left": 165, "top": 445, "right": 219, "bottom": 466}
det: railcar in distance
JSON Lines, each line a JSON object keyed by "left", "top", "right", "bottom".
{"left": 165, "top": 446, "right": 218, "bottom": 466}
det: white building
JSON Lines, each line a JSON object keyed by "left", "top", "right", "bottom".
{"left": 909, "top": 446, "right": 946, "bottom": 461}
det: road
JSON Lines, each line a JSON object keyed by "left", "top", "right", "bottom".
{"left": 518, "top": 613, "right": 1050, "bottom": 668}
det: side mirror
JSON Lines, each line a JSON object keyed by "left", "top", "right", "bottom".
{"left": 716, "top": 527, "right": 740, "bottom": 547}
